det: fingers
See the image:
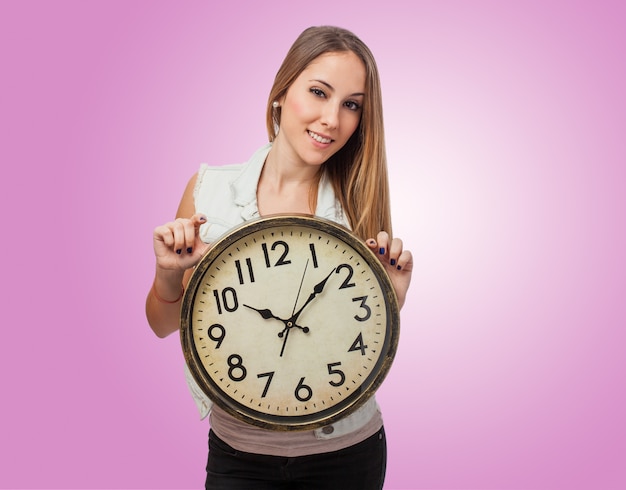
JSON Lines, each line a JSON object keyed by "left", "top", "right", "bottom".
{"left": 191, "top": 213, "right": 208, "bottom": 231}
{"left": 366, "top": 231, "right": 412, "bottom": 271}
{"left": 154, "top": 214, "right": 207, "bottom": 255}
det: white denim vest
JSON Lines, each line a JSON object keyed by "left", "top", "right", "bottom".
{"left": 184, "top": 143, "right": 379, "bottom": 440}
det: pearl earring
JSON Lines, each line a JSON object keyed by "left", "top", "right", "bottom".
{"left": 272, "top": 101, "right": 279, "bottom": 108}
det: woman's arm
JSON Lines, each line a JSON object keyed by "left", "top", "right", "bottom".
{"left": 145, "top": 173, "right": 210, "bottom": 338}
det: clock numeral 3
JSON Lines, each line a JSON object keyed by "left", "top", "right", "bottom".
{"left": 213, "top": 287, "right": 239, "bottom": 314}
{"left": 352, "top": 296, "right": 371, "bottom": 321}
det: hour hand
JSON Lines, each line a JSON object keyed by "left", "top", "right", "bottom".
{"left": 244, "top": 304, "right": 285, "bottom": 322}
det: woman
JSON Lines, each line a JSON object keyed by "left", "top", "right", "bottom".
{"left": 146, "top": 25, "right": 413, "bottom": 489}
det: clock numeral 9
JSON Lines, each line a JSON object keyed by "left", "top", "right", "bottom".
{"left": 227, "top": 354, "right": 247, "bottom": 382}
{"left": 213, "top": 287, "right": 239, "bottom": 314}
{"left": 327, "top": 362, "right": 346, "bottom": 387}
{"left": 208, "top": 323, "right": 226, "bottom": 348}
{"left": 294, "top": 377, "right": 313, "bottom": 402}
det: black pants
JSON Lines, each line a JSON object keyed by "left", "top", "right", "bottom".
{"left": 205, "top": 427, "right": 387, "bottom": 489}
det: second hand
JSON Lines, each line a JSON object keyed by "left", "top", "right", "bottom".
{"left": 279, "top": 259, "right": 310, "bottom": 358}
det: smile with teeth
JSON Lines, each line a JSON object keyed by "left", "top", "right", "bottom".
{"left": 308, "top": 130, "right": 332, "bottom": 144}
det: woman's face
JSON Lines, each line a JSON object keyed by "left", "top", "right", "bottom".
{"left": 275, "top": 50, "right": 366, "bottom": 168}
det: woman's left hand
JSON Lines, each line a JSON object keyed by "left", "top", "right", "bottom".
{"left": 367, "top": 232, "right": 413, "bottom": 309}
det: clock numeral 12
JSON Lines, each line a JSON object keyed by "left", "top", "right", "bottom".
{"left": 261, "top": 241, "right": 291, "bottom": 267}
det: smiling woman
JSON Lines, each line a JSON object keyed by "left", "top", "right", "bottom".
{"left": 259, "top": 51, "right": 365, "bottom": 215}
{"left": 146, "top": 25, "right": 413, "bottom": 490}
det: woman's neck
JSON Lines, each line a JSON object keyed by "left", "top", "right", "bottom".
{"left": 257, "top": 146, "right": 321, "bottom": 216}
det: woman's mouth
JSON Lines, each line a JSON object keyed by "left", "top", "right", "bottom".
{"left": 307, "top": 130, "right": 332, "bottom": 144}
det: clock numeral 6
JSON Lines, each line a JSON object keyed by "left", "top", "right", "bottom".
{"left": 213, "top": 287, "right": 239, "bottom": 314}
{"left": 294, "top": 377, "right": 313, "bottom": 402}
{"left": 227, "top": 354, "right": 247, "bottom": 382}
{"left": 327, "top": 362, "right": 346, "bottom": 387}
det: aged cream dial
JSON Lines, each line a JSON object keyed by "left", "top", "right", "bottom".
{"left": 181, "top": 215, "right": 399, "bottom": 431}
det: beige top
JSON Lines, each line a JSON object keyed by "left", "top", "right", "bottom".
{"left": 210, "top": 403, "right": 383, "bottom": 457}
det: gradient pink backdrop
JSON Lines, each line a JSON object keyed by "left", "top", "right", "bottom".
{"left": 1, "top": 1, "right": 625, "bottom": 489}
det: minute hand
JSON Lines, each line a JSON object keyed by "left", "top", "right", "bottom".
{"left": 289, "top": 267, "right": 336, "bottom": 323}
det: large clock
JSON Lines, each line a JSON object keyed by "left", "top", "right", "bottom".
{"left": 180, "top": 214, "right": 400, "bottom": 431}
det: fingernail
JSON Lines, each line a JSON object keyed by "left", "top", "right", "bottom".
{"left": 397, "top": 265, "right": 402, "bottom": 270}
{"left": 199, "top": 215, "right": 207, "bottom": 222}
{"left": 390, "top": 259, "right": 396, "bottom": 266}
{"left": 187, "top": 247, "right": 193, "bottom": 254}
{"left": 176, "top": 249, "right": 182, "bottom": 255}
{"left": 379, "top": 248, "right": 385, "bottom": 255}
{"left": 368, "top": 239, "right": 376, "bottom": 245}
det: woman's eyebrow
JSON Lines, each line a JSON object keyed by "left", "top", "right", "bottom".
{"left": 310, "top": 79, "right": 365, "bottom": 97}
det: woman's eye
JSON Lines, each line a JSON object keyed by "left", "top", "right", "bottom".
{"left": 310, "top": 87, "right": 326, "bottom": 98}
{"left": 345, "top": 100, "right": 361, "bottom": 111}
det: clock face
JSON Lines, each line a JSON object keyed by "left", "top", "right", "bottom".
{"left": 181, "top": 215, "right": 399, "bottom": 431}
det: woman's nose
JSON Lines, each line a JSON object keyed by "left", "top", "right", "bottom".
{"left": 320, "top": 104, "right": 339, "bottom": 129}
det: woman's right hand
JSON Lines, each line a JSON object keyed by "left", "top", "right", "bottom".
{"left": 152, "top": 213, "right": 211, "bottom": 272}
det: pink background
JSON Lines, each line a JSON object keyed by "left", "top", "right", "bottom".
{"left": 1, "top": 1, "right": 625, "bottom": 489}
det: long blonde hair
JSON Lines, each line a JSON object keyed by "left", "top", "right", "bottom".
{"left": 266, "top": 26, "right": 392, "bottom": 240}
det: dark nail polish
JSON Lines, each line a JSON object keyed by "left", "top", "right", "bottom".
{"left": 187, "top": 247, "right": 193, "bottom": 254}
{"left": 176, "top": 249, "right": 182, "bottom": 255}
{"left": 379, "top": 248, "right": 385, "bottom": 255}
{"left": 397, "top": 265, "right": 402, "bottom": 270}
{"left": 390, "top": 259, "right": 396, "bottom": 266}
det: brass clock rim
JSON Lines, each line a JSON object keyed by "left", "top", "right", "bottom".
{"left": 180, "top": 213, "right": 400, "bottom": 431}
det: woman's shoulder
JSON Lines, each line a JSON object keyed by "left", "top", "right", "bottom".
{"left": 196, "top": 144, "right": 271, "bottom": 190}
{"left": 196, "top": 161, "right": 246, "bottom": 181}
